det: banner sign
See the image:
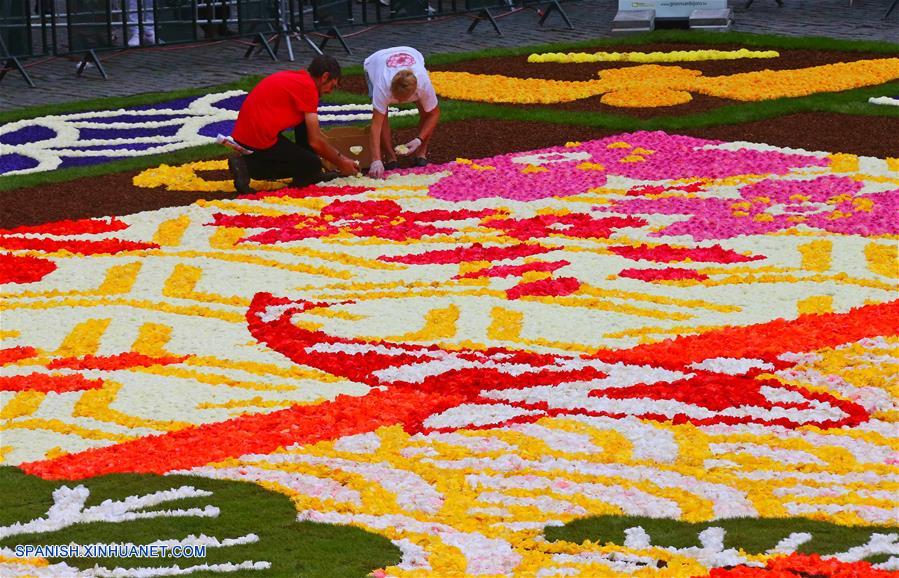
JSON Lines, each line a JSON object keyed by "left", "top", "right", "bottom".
{"left": 618, "top": 0, "right": 726, "bottom": 18}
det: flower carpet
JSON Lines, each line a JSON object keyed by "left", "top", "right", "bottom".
{"left": 2, "top": 124, "right": 898, "bottom": 576}
{"left": 0, "top": 92, "right": 417, "bottom": 177}
{"left": 376, "top": 45, "right": 899, "bottom": 119}
{"left": 870, "top": 96, "right": 899, "bottom": 107}
{"left": 429, "top": 57, "right": 899, "bottom": 108}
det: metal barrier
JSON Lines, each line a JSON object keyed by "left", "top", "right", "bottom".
{"left": 0, "top": 0, "right": 575, "bottom": 86}
{"left": 1, "top": 0, "right": 35, "bottom": 85}
{"left": 295, "top": 0, "right": 574, "bottom": 55}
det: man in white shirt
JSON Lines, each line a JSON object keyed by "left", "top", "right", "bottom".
{"left": 363, "top": 46, "right": 441, "bottom": 179}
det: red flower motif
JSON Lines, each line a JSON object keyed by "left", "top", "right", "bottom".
{"left": 704, "top": 553, "right": 895, "bottom": 578}
{"left": 626, "top": 181, "right": 706, "bottom": 196}
{"left": 238, "top": 184, "right": 373, "bottom": 200}
{"left": 47, "top": 352, "right": 190, "bottom": 371}
{"left": 455, "top": 260, "right": 570, "bottom": 280}
{"left": 214, "top": 200, "right": 497, "bottom": 244}
{"left": 0, "top": 217, "right": 129, "bottom": 236}
{"left": 619, "top": 268, "right": 709, "bottom": 282}
{"left": 485, "top": 214, "right": 646, "bottom": 241}
{"left": 507, "top": 276, "right": 581, "bottom": 299}
{"left": 0, "top": 253, "right": 57, "bottom": 284}
{"left": 381, "top": 243, "right": 551, "bottom": 265}
{"left": 20, "top": 296, "right": 898, "bottom": 481}
{"left": 0, "top": 237, "right": 157, "bottom": 255}
{"left": 0, "top": 346, "right": 38, "bottom": 365}
{"left": 0, "top": 373, "right": 105, "bottom": 393}
{"left": 609, "top": 243, "right": 763, "bottom": 264}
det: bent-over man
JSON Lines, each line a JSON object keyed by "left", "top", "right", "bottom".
{"left": 363, "top": 46, "right": 441, "bottom": 179}
{"left": 228, "top": 55, "right": 358, "bottom": 194}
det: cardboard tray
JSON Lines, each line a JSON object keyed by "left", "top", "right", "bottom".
{"left": 322, "top": 125, "right": 373, "bottom": 170}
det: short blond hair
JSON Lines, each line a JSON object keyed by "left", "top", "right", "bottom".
{"left": 390, "top": 69, "right": 418, "bottom": 102}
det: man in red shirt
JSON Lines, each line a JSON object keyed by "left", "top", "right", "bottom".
{"left": 229, "top": 55, "right": 358, "bottom": 194}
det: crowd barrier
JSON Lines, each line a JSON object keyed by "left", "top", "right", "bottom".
{"left": 0, "top": 0, "right": 574, "bottom": 86}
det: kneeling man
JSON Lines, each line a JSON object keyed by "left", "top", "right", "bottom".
{"left": 364, "top": 46, "right": 441, "bottom": 179}
{"left": 229, "top": 55, "right": 358, "bottom": 194}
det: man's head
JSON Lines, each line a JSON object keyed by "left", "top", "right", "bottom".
{"left": 390, "top": 69, "right": 418, "bottom": 102}
{"left": 309, "top": 55, "right": 341, "bottom": 95}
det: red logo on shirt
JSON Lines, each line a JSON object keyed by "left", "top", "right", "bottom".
{"left": 386, "top": 52, "right": 416, "bottom": 68}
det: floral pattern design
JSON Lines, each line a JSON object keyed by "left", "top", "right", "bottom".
{"left": 1, "top": 132, "right": 897, "bottom": 577}
{"left": 0, "top": 92, "right": 417, "bottom": 176}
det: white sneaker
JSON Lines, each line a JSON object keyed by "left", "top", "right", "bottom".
{"left": 127, "top": 34, "right": 140, "bottom": 47}
{"left": 143, "top": 33, "right": 157, "bottom": 44}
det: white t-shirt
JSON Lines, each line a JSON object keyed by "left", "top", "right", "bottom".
{"left": 363, "top": 46, "right": 438, "bottom": 115}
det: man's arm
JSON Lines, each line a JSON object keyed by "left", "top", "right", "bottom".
{"left": 305, "top": 112, "right": 357, "bottom": 175}
{"left": 398, "top": 103, "right": 440, "bottom": 157}
{"left": 416, "top": 103, "right": 440, "bottom": 144}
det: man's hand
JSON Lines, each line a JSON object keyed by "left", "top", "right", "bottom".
{"left": 368, "top": 159, "right": 385, "bottom": 179}
{"left": 337, "top": 155, "right": 358, "bottom": 176}
{"left": 399, "top": 137, "right": 422, "bottom": 156}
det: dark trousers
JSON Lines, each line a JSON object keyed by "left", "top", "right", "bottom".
{"left": 242, "top": 125, "right": 322, "bottom": 187}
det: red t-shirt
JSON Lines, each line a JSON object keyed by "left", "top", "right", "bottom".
{"left": 232, "top": 70, "right": 319, "bottom": 150}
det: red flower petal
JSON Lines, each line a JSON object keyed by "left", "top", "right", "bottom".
{"left": 0, "top": 346, "right": 38, "bottom": 365}
{"left": 0, "top": 373, "right": 105, "bottom": 393}
{"left": 0, "top": 237, "right": 158, "bottom": 255}
{"left": 47, "top": 353, "right": 189, "bottom": 371}
{"left": 619, "top": 268, "right": 709, "bottom": 281}
{"left": 381, "top": 243, "right": 551, "bottom": 265}
{"left": 507, "top": 277, "right": 581, "bottom": 299}
{"left": 0, "top": 217, "right": 129, "bottom": 236}
{"left": 609, "top": 243, "right": 763, "bottom": 263}
{"left": 0, "top": 253, "right": 56, "bottom": 284}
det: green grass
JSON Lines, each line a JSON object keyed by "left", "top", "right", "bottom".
{"left": 0, "top": 466, "right": 401, "bottom": 577}
{"left": 829, "top": 99, "right": 899, "bottom": 117}
{"left": 544, "top": 514, "right": 894, "bottom": 560}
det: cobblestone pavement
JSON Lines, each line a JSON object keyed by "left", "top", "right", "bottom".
{"left": 1, "top": 0, "right": 896, "bottom": 111}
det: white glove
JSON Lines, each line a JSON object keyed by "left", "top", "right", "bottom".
{"left": 216, "top": 134, "right": 253, "bottom": 155}
{"left": 402, "top": 137, "right": 422, "bottom": 156}
{"left": 368, "top": 159, "right": 385, "bottom": 179}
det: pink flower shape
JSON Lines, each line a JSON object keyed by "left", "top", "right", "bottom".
{"left": 422, "top": 152, "right": 608, "bottom": 202}
{"left": 603, "top": 174, "right": 899, "bottom": 240}
{"left": 409, "top": 132, "right": 828, "bottom": 203}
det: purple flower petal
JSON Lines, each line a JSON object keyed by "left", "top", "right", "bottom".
{"left": 197, "top": 120, "right": 236, "bottom": 139}
{"left": 0, "top": 153, "right": 40, "bottom": 172}
{"left": 79, "top": 125, "right": 181, "bottom": 140}
{"left": 0, "top": 125, "right": 57, "bottom": 146}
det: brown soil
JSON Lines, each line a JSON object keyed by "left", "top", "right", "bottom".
{"left": 3, "top": 113, "right": 897, "bottom": 229}
{"left": 338, "top": 43, "right": 894, "bottom": 118}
